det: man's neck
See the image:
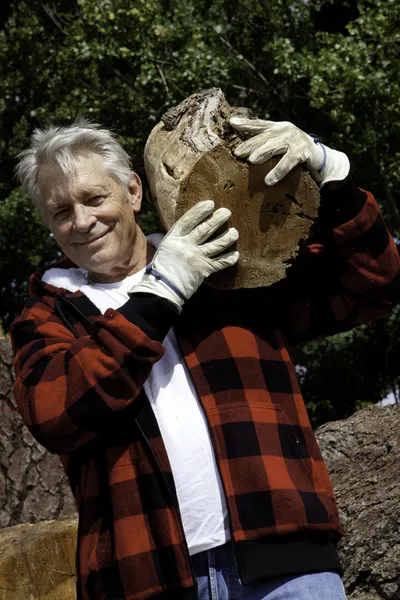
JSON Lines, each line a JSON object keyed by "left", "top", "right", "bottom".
{"left": 88, "top": 230, "right": 156, "bottom": 284}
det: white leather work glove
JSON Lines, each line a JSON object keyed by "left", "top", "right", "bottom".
{"left": 130, "top": 201, "right": 239, "bottom": 312}
{"left": 229, "top": 117, "right": 350, "bottom": 187}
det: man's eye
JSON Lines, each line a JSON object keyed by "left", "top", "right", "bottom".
{"left": 88, "top": 195, "right": 104, "bottom": 204}
{"left": 54, "top": 209, "right": 69, "bottom": 220}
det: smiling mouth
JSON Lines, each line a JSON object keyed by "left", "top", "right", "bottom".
{"left": 77, "top": 232, "right": 108, "bottom": 245}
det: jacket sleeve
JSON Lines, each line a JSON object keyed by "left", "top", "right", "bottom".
{"left": 272, "top": 176, "right": 400, "bottom": 346}
{"left": 10, "top": 293, "right": 177, "bottom": 454}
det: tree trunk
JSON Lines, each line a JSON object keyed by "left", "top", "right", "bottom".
{"left": 144, "top": 88, "right": 320, "bottom": 290}
{"left": 316, "top": 404, "right": 400, "bottom": 599}
{"left": 0, "top": 338, "right": 76, "bottom": 529}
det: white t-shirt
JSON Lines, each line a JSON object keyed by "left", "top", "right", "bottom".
{"left": 43, "top": 262, "right": 230, "bottom": 556}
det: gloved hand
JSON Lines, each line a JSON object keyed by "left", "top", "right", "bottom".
{"left": 130, "top": 201, "right": 239, "bottom": 312}
{"left": 229, "top": 117, "right": 350, "bottom": 187}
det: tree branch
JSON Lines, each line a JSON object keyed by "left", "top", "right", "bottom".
{"left": 41, "top": 3, "right": 67, "bottom": 34}
{"left": 219, "top": 35, "right": 270, "bottom": 88}
{"left": 156, "top": 63, "right": 170, "bottom": 97}
{"left": 232, "top": 84, "right": 268, "bottom": 97}
{"left": 258, "top": 0, "right": 271, "bottom": 19}
{"left": 281, "top": 0, "right": 296, "bottom": 39}
{"left": 219, "top": 36, "right": 287, "bottom": 118}
{"left": 371, "top": 145, "right": 400, "bottom": 230}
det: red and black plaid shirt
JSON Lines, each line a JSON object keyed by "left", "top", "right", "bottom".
{"left": 11, "top": 178, "right": 400, "bottom": 599}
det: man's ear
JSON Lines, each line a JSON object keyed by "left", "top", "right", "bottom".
{"left": 128, "top": 172, "right": 142, "bottom": 212}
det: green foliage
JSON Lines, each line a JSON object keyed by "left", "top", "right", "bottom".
{"left": 293, "top": 310, "right": 400, "bottom": 428}
{"left": 0, "top": 189, "right": 59, "bottom": 328}
{"left": 0, "top": 0, "right": 399, "bottom": 424}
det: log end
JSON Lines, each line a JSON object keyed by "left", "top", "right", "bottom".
{"left": 0, "top": 516, "right": 77, "bottom": 600}
{"left": 175, "top": 145, "right": 319, "bottom": 289}
{"left": 144, "top": 88, "right": 320, "bottom": 289}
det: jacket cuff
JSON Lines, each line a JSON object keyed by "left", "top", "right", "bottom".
{"left": 319, "top": 175, "right": 367, "bottom": 228}
{"left": 118, "top": 293, "right": 179, "bottom": 342}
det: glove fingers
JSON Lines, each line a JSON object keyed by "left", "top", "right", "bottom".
{"left": 264, "top": 151, "right": 302, "bottom": 186}
{"left": 234, "top": 132, "right": 270, "bottom": 158}
{"left": 191, "top": 207, "right": 232, "bottom": 244}
{"left": 210, "top": 250, "right": 240, "bottom": 273}
{"left": 230, "top": 117, "right": 274, "bottom": 134}
{"left": 174, "top": 200, "right": 215, "bottom": 237}
{"left": 248, "top": 140, "right": 288, "bottom": 165}
{"left": 201, "top": 227, "right": 239, "bottom": 257}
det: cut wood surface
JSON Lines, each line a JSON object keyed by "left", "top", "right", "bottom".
{"left": 144, "top": 87, "right": 320, "bottom": 289}
{"left": 0, "top": 516, "right": 77, "bottom": 600}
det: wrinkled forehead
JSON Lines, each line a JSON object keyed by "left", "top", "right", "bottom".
{"left": 38, "top": 152, "right": 109, "bottom": 205}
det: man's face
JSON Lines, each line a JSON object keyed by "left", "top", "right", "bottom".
{"left": 39, "top": 152, "right": 142, "bottom": 276}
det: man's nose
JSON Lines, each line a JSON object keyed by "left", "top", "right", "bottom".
{"left": 73, "top": 205, "right": 97, "bottom": 232}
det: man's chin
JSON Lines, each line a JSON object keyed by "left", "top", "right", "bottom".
{"left": 73, "top": 251, "right": 115, "bottom": 274}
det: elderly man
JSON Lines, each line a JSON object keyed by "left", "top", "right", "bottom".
{"left": 11, "top": 117, "right": 399, "bottom": 600}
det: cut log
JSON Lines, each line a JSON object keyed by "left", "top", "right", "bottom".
{"left": 0, "top": 516, "right": 77, "bottom": 600}
{"left": 316, "top": 404, "right": 400, "bottom": 599}
{"left": 144, "top": 87, "right": 320, "bottom": 289}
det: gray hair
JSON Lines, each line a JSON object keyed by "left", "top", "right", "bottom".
{"left": 15, "top": 117, "right": 132, "bottom": 204}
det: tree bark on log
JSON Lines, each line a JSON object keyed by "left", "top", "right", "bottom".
{"left": 0, "top": 338, "right": 76, "bottom": 529}
{"left": 316, "top": 404, "right": 400, "bottom": 599}
{"left": 144, "top": 88, "right": 320, "bottom": 289}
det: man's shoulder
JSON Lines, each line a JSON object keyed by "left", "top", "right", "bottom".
{"left": 28, "top": 256, "right": 83, "bottom": 297}
{"left": 41, "top": 265, "right": 88, "bottom": 293}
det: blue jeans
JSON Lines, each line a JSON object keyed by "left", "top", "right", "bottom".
{"left": 191, "top": 541, "right": 347, "bottom": 599}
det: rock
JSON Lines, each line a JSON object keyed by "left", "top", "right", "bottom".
{"left": 144, "top": 87, "right": 320, "bottom": 289}
{"left": 316, "top": 404, "right": 400, "bottom": 599}
{"left": 0, "top": 516, "right": 77, "bottom": 599}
